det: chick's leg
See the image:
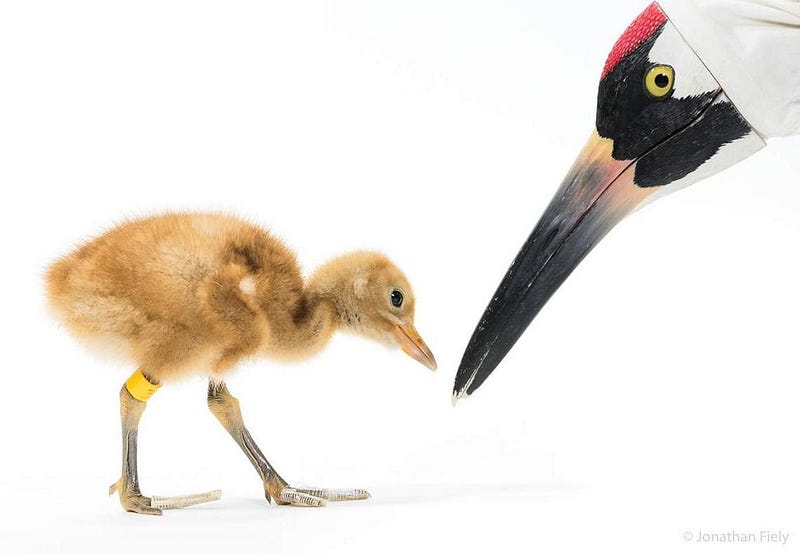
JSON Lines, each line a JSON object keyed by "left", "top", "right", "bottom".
{"left": 109, "top": 370, "right": 221, "bottom": 515}
{"left": 108, "top": 377, "right": 162, "bottom": 515}
{"left": 207, "top": 380, "right": 369, "bottom": 507}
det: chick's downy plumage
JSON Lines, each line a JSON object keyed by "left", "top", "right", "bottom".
{"left": 47, "top": 212, "right": 435, "bottom": 382}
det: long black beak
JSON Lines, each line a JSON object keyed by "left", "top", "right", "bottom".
{"left": 453, "top": 131, "right": 654, "bottom": 402}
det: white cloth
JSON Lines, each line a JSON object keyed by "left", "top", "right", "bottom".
{"left": 659, "top": 0, "right": 800, "bottom": 137}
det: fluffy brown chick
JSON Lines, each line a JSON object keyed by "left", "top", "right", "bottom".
{"left": 46, "top": 212, "right": 435, "bottom": 515}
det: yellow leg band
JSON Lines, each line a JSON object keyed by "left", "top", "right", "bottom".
{"left": 125, "top": 370, "right": 161, "bottom": 402}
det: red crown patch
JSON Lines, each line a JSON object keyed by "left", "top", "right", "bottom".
{"left": 602, "top": 2, "right": 668, "bottom": 79}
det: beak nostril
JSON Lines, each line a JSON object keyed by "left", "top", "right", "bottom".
{"left": 539, "top": 226, "right": 560, "bottom": 251}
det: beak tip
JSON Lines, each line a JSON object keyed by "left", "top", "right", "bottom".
{"left": 451, "top": 389, "right": 468, "bottom": 407}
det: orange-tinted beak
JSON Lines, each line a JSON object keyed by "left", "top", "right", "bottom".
{"left": 394, "top": 324, "right": 437, "bottom": 371}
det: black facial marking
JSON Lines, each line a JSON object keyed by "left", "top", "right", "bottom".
{"left": 634, "top": 101, "right": 751, "bottom": 187}
{"left": 597, "top": 24, "right": 719, "bottom": 161}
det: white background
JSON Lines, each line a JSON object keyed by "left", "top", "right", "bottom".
{"left": 2, "top": 1, "right": 799, "bottom": 552}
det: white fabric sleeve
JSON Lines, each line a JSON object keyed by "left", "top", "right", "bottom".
{"left": 658, "top": 0, "right": 800, "bottom": 138}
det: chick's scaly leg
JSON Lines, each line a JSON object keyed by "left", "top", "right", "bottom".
{"left": 109, "top": 370, "right": 221, "bottom": 515}
{"left": 207, "top": 380, "right": 369, "bottom": 507}
{"left": 108, "top": 375, "right": 162, "bottom": 515}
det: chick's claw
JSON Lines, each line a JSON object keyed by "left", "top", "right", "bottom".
{"left": 276, "top": 486, "right": 370, "bottom": 506}
{"left": 278, "top": 487, "right": 327, "bottom": 507}
{"left": 294, "top": 488, "right": 371, "bottom": 502}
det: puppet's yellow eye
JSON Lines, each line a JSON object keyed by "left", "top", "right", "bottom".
{"left": 644, "top": 65, "right": 675, "bottom": 98}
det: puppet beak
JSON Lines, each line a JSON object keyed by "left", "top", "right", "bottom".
{"left": 453, "top": 131, "right": 654, "bottom": 401}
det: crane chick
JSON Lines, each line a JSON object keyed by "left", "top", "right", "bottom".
{"left": 46, "top": 212, "right": 436, "bottom": 515}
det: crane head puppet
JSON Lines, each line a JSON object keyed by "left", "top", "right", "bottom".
{"left": 454, "top": 0, "right": 800, "bottom": 400}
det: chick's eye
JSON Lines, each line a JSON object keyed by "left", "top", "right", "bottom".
{"left": 644, "top": 65, "right": 675, "bottom": 98}
{"left": 390, "top": 290, "right": 403, "bottom": 308}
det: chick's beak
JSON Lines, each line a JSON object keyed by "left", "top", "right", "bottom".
{"left": 394, "top": 324, "right": 437, "bottom": 371}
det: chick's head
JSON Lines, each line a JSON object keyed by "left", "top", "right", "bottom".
{"left": 319, "top": 251, "right": 436, "bottom": 370}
